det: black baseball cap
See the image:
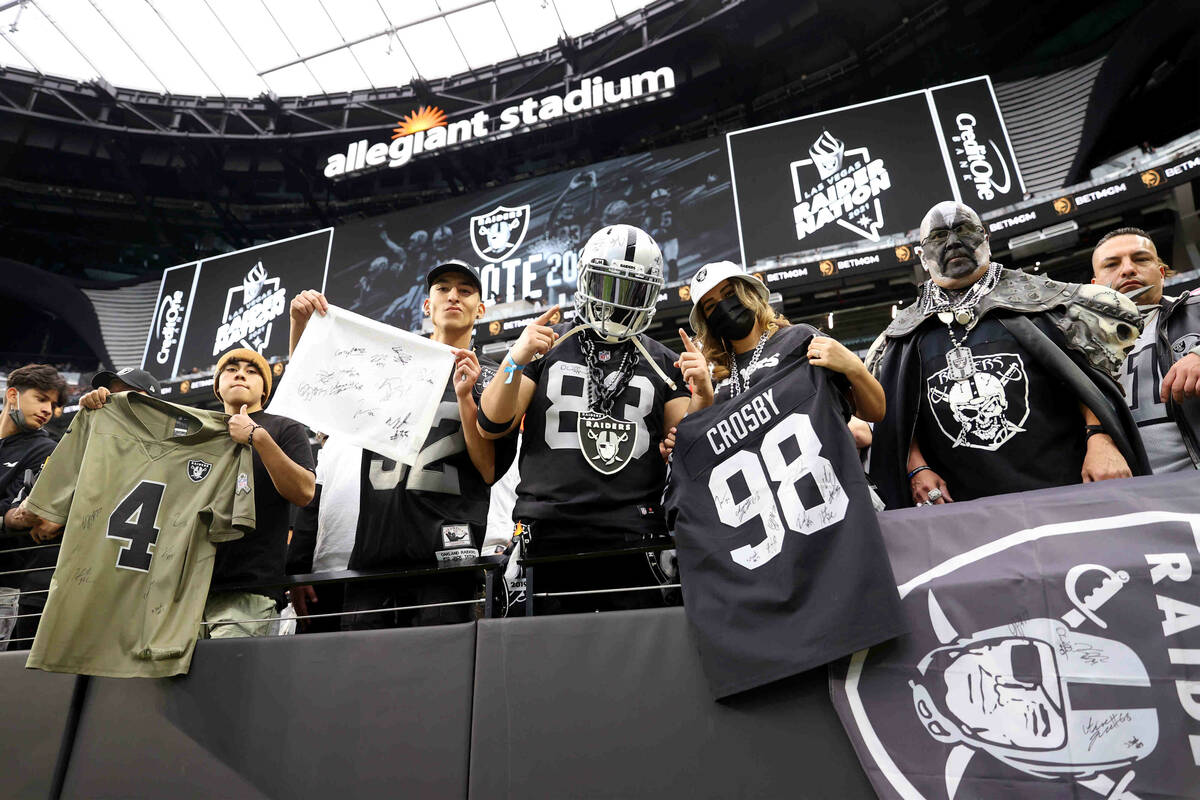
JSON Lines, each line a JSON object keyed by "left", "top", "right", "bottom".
{"left": 426, "top": 260, "right": 482, "bottom": 292}
{"left": 92, "top": 367, "right": 161, "bottom": 395}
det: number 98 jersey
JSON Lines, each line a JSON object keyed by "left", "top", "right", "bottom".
{"left": 664, "top": 328, "right": 905, "bottom": 698}
{"left": 517, "top": 324, "right": 689, "bottom": 537}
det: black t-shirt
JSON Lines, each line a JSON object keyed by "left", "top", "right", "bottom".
{"left": 350, "top": 357, "right": 518, "bottom": 569}
{"left": 665, "top": 326, "right": 905, "bottom": 698}
{"left": 915, "top": 316, "right": 1085, "bottom": 501}
{"left": 211, "top": 410, "right": 315, "bottom": 599}
{"left": 0, "top": 427, "right": 58, "bottom": 598}
{"left": 515, "top": 325, "right": 689, "bottom": 537}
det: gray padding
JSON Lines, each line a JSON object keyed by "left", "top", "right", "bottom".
{"left": 0, "top": 652, "right": 78, "bottom": 800}
{"left": 63, "top": 624, "right": 477, "bottom": 799}
{"left": 469, "top": 607, "right": 875, "bottom": 799}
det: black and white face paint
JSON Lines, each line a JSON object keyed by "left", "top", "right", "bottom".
{"left": 917, "top": 201, "right": 992, "bottom": 286}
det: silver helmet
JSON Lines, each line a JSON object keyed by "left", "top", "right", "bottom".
{"left": 575, "top": 225, "right": 664, "bottom": 342}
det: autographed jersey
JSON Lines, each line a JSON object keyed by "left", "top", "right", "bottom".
{"left": 23, "top": 392, "right": 255, "bottom": 678}
{"left": 349, "top": 356, "right": 518, "bottom": 568}
{"left": 665, "top": 329, "right": 904, "bottom": 698}
{"left": 517, "top": 325, "right": 689, "bottom": 536}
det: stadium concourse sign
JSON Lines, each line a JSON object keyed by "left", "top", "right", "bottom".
{"left": 140, "top": 230, "right": 332, "bottom": 380}
{"left": 322, "top": 67, "right": 678, "bottom": 179}
{"left": 726, "top": 76, "right": 1024, "bottom": 266}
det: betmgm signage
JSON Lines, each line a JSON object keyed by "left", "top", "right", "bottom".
{"left": 323, "top": 67, "right": 677, "bottom": 179}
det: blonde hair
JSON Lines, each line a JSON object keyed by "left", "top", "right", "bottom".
{"left": 692, "top": 281, "right": 789, "bottom": 383}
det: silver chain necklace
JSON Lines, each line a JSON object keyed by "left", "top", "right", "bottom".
{"left": 918, "top": 262, "right": 1002, "bottom": 326}
{"left": 726, "top": 331, "right": 769, "bottom": 397}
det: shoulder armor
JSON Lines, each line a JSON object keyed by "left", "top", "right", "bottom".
{"left": 1055, "top": 283, "right": 1142, "bottom": 378}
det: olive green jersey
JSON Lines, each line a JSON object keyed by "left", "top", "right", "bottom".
{"left": 24, "top": 392, "right": 255, "bottom": 678}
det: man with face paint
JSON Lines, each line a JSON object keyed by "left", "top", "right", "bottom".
{"left": 1092, "top": 227, "right": 1200, "bottom": 473}
{"left": 866, "top": 201, "right": 1148, "bottom": 508}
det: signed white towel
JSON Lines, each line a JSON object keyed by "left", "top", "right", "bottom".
{"left": 268, "top": 305, "right": 455, "bottom": 466}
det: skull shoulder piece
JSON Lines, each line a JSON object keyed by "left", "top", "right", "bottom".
{"left": 1054, "top": 283, "right": 1143, "bottom": 378}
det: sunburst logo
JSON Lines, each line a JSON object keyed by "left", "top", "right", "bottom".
{"left": 393, "top": 106, "right": 448, "bottom": 139}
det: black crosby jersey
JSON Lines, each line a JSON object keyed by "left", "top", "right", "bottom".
{"left": 665, "top": 329, "right": 905, "bottom": 698}
{"left": 516, "top": 324, "right": 689, "bottom": 534}
{"left": 714, "top": 323, "right": 851, "bottom": 405}
{"left": 349, "top": 355, "right": 517, "bottom": 568}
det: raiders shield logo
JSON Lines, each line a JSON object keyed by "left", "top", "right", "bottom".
{"left": 577, "top": 412, "right": 637, "bottom": 475}
{"left": 470, "top": 204, "right": 531, "bottom": 263}
{"left": 833, "top": 487, "right": 1200, "bottom": 800}
{"left": 926, "top": 352, "right": 1029, "bottom": 451}
{"left": 186, "top": 459, "right": 212, "bottom": 482}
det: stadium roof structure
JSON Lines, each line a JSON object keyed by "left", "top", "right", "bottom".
{"left": 0, "top": 0, "right": 661, "bottom": 99}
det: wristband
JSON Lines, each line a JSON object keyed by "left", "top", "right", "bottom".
{"left": 477, "top": 405, "right": 515, "bottom": 436}
{"left": 248, "top": 424, "right": 262, "bottom": 446}
{"left": 503, "top": 353, "right": 528, "bottom": 384}
{"left": 1084, "top": 424, "right": 1106, "bottom": 440}
{"left": 907, "top": 465, "right": 931, "bottom": 480}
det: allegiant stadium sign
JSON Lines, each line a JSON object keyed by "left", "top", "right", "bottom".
{"left": 323, "top": 67, "right": 677, "bottom": 179}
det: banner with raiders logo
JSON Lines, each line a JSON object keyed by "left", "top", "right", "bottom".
{"left": 323, "top": 136, "right": 738, "bottom": 330}
{"left": 830, "top": 473, "right": 1200, "bottom": 800}
{"left": 166, "top": 230, "right": 332, "bottom": 376}
{"left": 727, "top": 75, "right": 1023, "bottom": 266}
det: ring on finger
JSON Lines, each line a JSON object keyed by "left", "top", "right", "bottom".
{"left": 927, "top": 488, "right": 943, "bottom": 502}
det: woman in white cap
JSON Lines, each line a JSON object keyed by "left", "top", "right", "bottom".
{"left": 685, "top": 260, "right": 884, "bottom": 419}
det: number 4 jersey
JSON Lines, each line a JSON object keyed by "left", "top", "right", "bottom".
{"left": 665, "top": 325, "right": 905, "bottom": 698}
{"left": 23, "top": 392, "right": 255, "bottom": 678}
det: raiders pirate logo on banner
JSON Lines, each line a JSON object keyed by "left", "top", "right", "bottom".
{"left": 470, "top": 204, "right": 531, "bottom": 263}
{"left": 927, "top": 352, "right": 1028, "bottom": 450}
{"left": 830, "top": 474, "right": 1200, "bottom": 800}
{"left": 186, "top": 459, "right": 212, "bottom": 482}
{"left": 578, "top": 412, "right": 636, "bottom": 475}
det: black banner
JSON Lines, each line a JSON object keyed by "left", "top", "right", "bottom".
{"left": 323, "top": 137, "right": 738, "bottom": 327}
{"left": 727, "top": 76, "right": 1023, "bottom": 266}
{"left": 166, "top": 230, "right": 332, "bottom": 376}
{"left": 141, "top": 262, "right": 198, "bottom": 381}
{"left": 830, "top": 474, "right": 1200, "bottom": 800}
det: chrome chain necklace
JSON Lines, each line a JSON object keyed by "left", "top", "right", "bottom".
{"left": 726, "top": 331, "right": 769, "bottom": 397}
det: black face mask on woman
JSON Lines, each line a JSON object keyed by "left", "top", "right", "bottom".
{"left": 706, "top": 295, "right": 756, "bottom": 341}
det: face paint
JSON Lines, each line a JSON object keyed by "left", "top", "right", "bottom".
{"left": 918, "top": 201, "right": 992, "bottom": 285}
{"left": 706, "top": 295, "right": 756, "bottom": 341}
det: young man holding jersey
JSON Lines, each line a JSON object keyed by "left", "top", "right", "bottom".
{"left": 477, "top": 224, "right": 709, "bottom": 613}
{"left": 289, "top": 259, "right": 516, "bottom": 628}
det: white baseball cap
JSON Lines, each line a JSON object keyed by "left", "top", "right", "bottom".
{"left": 687, "top": 261, "right": 769, "bottom": 333}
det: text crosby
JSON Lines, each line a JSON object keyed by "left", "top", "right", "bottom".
{"left": 706, "top": 388, "right": 782, "bottom": 455}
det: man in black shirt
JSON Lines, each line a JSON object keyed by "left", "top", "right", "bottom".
{"left": 205, "top": 348, "right": 315, "bottom": 636}
{"left": 288, "top": 261, "right": 516, "bottom": 628}
{"left": 0, "top": 364, "right": 66, "bottom": 649}
{"left": 478, "top": 225, "right": 701, "bottom": 612}
{"left": 867, "top": 201, "right": 1148, "bottom": 508}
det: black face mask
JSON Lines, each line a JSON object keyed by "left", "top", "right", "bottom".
{"left": 706, "top": 295, "right": 756, "bottom": 341}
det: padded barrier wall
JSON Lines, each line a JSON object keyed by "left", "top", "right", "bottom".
{"left": 1, "top": 608, "right": 871, "bottom": 800}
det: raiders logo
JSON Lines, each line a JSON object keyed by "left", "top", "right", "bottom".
{"left": 1052, "top": 196, "right": 1073, "bottom": 215}
{"left": 837, "top": 503, "right": 1200, "bottom": 800}
{"left": 1141, "top": 169, "right": 1162, "bottom": 188}
{"left": 470, "top": 204, "right": 531, "bottom": 263}
{"left": 186, "top": 459, "right": 212, "bottom": 482}
{"left": 577, "top": 412, "right": 637, "bottom": 475}
{"left": 926, "top": 352, "right": 1028, "bottom": 451}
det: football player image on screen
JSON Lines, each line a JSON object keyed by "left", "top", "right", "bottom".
{"left": 662, "top": 261, "right": 903, "bottom": 697}
{"left": 546, "top": 170, "right": 599, "bottom": 249}
{"left": 477, "top": 225, "right": 710, "bottom": 613}
{"left": 21, "top": 390, "right": 256, "bottom": 677}
{"left": 288, "top": 262, "right": 517, "bottom": 629}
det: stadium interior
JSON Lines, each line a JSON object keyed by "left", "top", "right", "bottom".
{"left": 2, "top": 0, "right": 1199, "bottom": 797}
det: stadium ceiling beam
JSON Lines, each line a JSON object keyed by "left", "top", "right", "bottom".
{"left": 0, "top": 0, "right": 741, "bottom": 140}
{"left": 29, "top": 1, "right": 109, "bottom": 84}
{"left": 87, "top": 0, "right": 170, "bottom": 94}
{"left": 144, "top": 0, "right": 225, "bottom": 96}
{"left": 257, "top": 0, "right": 327, "bottom": 94}
{"left": 316, "top": 0, "right": 375, "bottom": 90}
{"left": 0, "top": 25, "right": 40, "bottom": 74}
{"left": 258, "top": 0, "right": 497, "bottom": 77}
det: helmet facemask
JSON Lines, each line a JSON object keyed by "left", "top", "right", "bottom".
{"left": 574, "top": 226, "right": 665, "bottom": 342}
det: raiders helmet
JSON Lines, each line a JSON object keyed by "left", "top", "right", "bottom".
{"left": 575, "top": 225, "right": 664, "bottom": 342}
